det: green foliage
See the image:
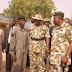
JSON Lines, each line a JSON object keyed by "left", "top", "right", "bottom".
{"left": 2, "top": 0, "right": 56, "bottom": 21}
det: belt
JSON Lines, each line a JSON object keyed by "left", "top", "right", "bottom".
{"left": 31, "top": 37, "right": 45, "bottom": 41}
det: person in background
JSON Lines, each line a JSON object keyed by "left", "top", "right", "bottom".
{"left": 49, "top": 11, "right": 72, "bottom": 72}
{"left": 64, "top": 18, "right": 71, "bottom": 25}
{"left": 0, "top": 29, "right": 4, "bottom": 71}
{"left": 9, "top": 16, "right": 29, "bottom": 72}
{"left": 2, "top": 18, "right": 16, "bottom": 72}
{"left": 28, "top": 14, "right": 50, "bottom": 72}
{"left": 24, "top": 14, "right": 35, "bottom": 29}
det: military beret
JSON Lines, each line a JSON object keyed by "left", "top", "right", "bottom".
{"left": 53, "top": 11, "right": 64, "bottom": 18}
{"left": 18, "top": 16, "right": 25, "bottom": 20}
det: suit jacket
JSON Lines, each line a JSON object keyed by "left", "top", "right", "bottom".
{"left": 2, "top": 27, "right": 11, "bottom": 53}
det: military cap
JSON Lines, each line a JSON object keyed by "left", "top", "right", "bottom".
{"left": 53, "top": 11, "right": 64, "bottom": 18}
{"left": 43, "top": 18, "right": 50, "bottom": 22}
{"left": 18, "top": 16, "right": 25, "bottom": 20}
{"left": 32, "top": 14, "right": 43, "bottom": 20}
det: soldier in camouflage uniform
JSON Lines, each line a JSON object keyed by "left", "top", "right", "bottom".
{"left": 9, "top": 16, "right": 29, "bottom": 72}
{"left": 49, "top": 11, "right": 72, "bottom": 72}
{"left": 28, "top": 14, "right": 50, "bottom": 72}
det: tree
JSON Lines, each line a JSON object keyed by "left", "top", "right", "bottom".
{"left": 2, "top": 0, "right": 56, "bottom": 21}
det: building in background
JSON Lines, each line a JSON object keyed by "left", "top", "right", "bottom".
{"left": 0, "top": 14, "right": 9, "bottom": 30}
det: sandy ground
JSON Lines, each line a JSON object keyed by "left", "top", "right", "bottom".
{"left": 1, "top": 52, "right": 6, "bottom": 72}
{"left": 1, "top": 52, "right": 30, "bottom": 72}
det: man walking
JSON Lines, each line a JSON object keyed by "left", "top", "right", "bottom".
{"left": 9, "top": 16, "right": 29, "bottom": 72}
{"left": 49, "top": 11, "right": 72, "bottom": 72}
{"left": 28, "top": 14, "right": 50, "bottom": 72}
{"left": 2, "top": 18, "right": 16, "bottom": 72}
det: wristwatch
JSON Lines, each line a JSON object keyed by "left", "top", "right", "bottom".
{"left": 66, "top": 55, "right": 69, "bottom": 59}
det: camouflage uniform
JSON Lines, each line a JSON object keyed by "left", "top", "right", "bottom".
{"left": 28, "top": 24, "right": 50, "bottom": 72}
{"left": 9, "top": 25, "right": 29, "bottom": 72}
{"left": 50, "top": 22, "right": 72, "bottom": 72}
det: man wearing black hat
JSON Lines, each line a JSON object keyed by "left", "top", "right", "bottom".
{"left": 9, "top": 16, "right": 29, "bottom": 72}
{"left": 49, "top": 11, "right": 72, "bottom": 72}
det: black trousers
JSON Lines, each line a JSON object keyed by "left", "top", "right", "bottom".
{"left": 6, "top": 44, "right": 11, "bottom": 72}
{"left": 68, "top": 53, "right": 72, "bottom": 72}
{"left": 26, "top": 51, "right": 30, "bottom": 68}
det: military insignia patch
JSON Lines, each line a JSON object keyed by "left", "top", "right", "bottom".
{"left": 11, "top": 34, "right": 14, "bottom": 37}
{"left": 53, "top": 12, "right": 55, "bottom": 16}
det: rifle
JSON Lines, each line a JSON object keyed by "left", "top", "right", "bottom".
{"left": 61, "top": 61, "right": 66, "bottom": 72}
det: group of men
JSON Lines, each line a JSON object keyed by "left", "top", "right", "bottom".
{"left": 0, "top": 11, "right": 72, "bottom": 72}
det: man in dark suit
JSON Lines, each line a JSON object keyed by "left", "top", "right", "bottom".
{"left": 2, "top": 18, "right": 16, "bottom": 72}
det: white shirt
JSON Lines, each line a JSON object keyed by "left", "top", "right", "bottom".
{"left": 24, "top": 21, "right": 33, "bottom": 41}
{"left": 8, "top": 26, "right": 15, "bottom": 44}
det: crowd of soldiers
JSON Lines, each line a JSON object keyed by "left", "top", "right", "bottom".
{"left": 0, "top": 11, "right": 72, "bottom": 72}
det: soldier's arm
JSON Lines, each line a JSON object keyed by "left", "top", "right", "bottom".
{"left": 45, "top": 25, "right": 50, "bottom": 53}
{"left": 62, "top": 26, "right": 72, "bottom": 64}
{"left": 27, "top": 26, "right": 31, "bottom": 36}
{"left": 62, "top": 40, "right": 72, "bottom": 64}
{"left": 66, "top": 41, "right": 72, "bottom": 56}
{"left": 65, "top": 26, "right": 72, "bottom": 56}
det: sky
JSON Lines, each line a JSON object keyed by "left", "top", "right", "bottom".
{"left": 0, "top": 0, "right": 72, "bottom": 19}
{"left": 0, "top": 0, "right": 10, "bottom": 13}
{"left": 53, "top": 0, "right": 72, "bottom": 19}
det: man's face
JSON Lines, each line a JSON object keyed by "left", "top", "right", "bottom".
{"left": 44, "top": 21, "right": 50, "bottom": 27}
{"left": 53, "top": 16, "right": 60, "bottom": 25}
{"left": 30, "top": 15, "right": 35, "bottom": 23}
{"left": 64, "top": 18, "right": 70, "bottom": 25}
{"left": 34, "top": 19, "right": 41, "bottom": 24}
{"left": 9, "top": 19, "right": 15, "bottom": 27}
{"left": 19, "top": 19, "right": 26, "bottom": 27}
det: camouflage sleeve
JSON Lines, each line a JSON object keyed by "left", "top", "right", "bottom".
{"left": 27, "top": 26, "right": 31, "bottom": 36}
{"left": 66, "top": 26, "right": 72, "bottom": 42}
{"left": 44, "top": 25, "right": 50, "bottom": 38}
{"left": 9, "top": 29, "right": 16, "bottom": 57}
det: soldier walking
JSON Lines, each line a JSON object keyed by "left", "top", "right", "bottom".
{"left": 28, "top": 14, "right": 50, "bottom": 72}
{"left": 49, "top": 11, "right": 72, "bottom": 72}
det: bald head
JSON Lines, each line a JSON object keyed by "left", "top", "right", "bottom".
{"left": 64, "top": 18, "right": 71, "bottom": 25}
{"left": 9, "top": 18, "right": 16, "bottom": 27}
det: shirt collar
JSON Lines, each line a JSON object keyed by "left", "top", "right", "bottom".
{"left": 57, "top": 21, "right": 65, "bottom": 29}
{"left": 17, "top": 25, "right": 25, "bottom": 31}
{"left": 11, "top": 26, "right": 16, "bottom": 29}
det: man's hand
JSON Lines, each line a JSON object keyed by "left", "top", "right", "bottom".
{"left": 12, "top": 56, "right": 17, "bottom": 61}
{"left": 61, "top": 56, "right": 68, "bottom": 64}
{"left": 46, "top": 47, "right": 50, "bottom": 54}
{"left": 2, "top": 49, "right": 6, "bottom": 53}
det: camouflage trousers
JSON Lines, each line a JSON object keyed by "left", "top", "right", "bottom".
{"left": 49, "top": 64, "right": 69, "bottom": 72}
{"left": 29, "top": 51, "right": 46, "bottom": 72}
